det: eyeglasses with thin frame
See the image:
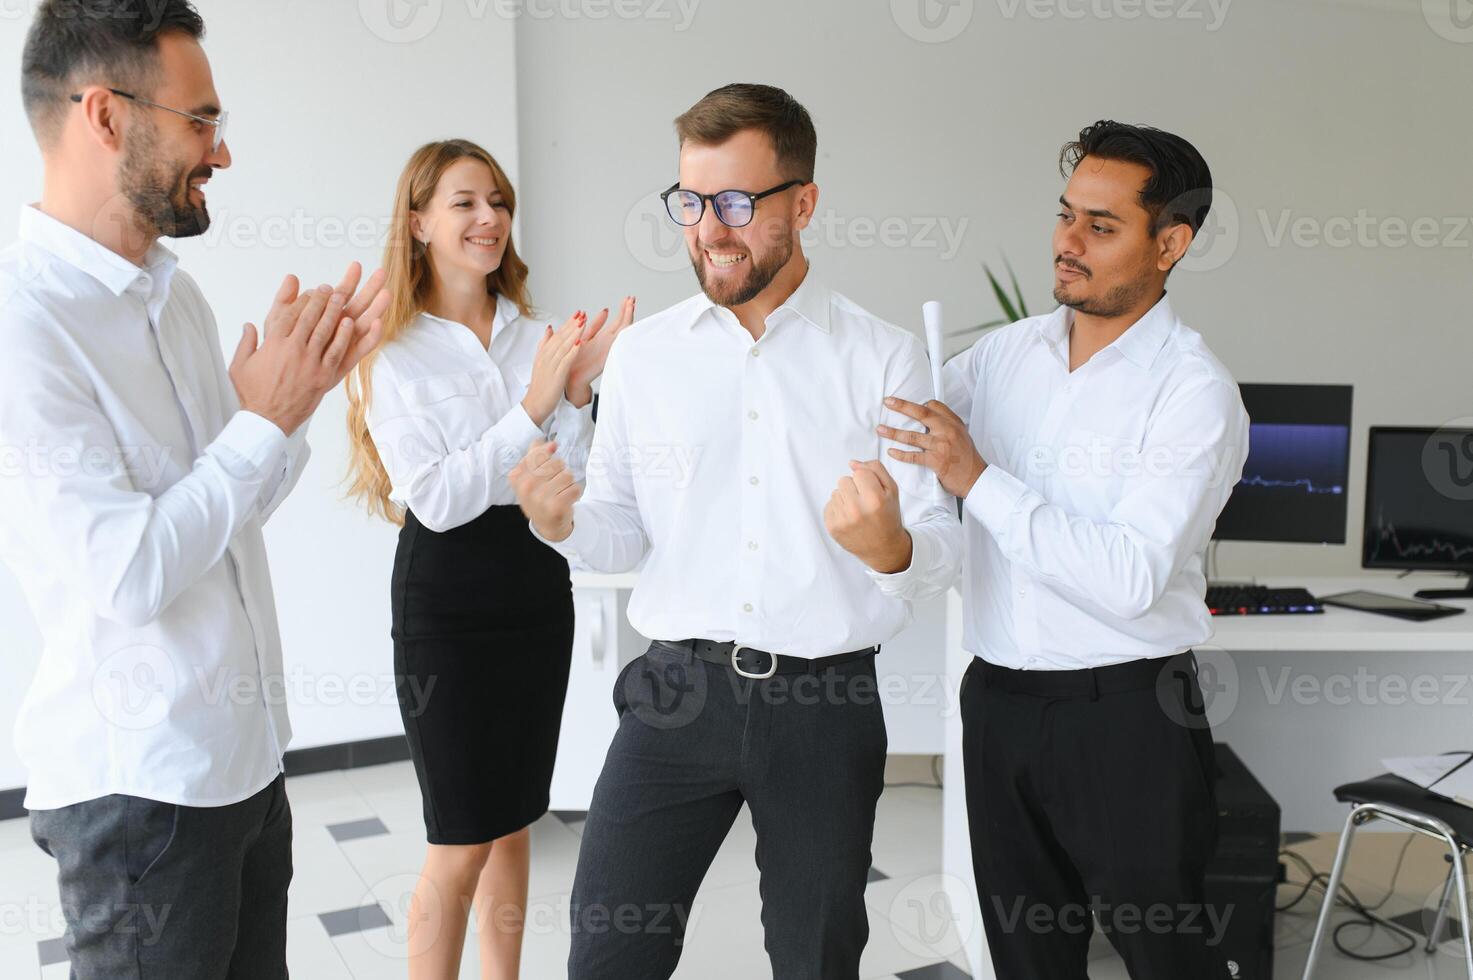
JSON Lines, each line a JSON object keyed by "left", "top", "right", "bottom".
{"left": 69, "top": 87, "right": 228, "bottom": 152}
{"left": 661, "top": 179, "right": 806, "bottom": 228}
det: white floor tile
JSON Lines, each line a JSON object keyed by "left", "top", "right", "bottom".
{"left": 0, "top": 816, "right": 36, "bottom": 852}
{"left": 0, "top": 937, "right": 41, "bottom": 980}
{"left": 287, "top": 916, "right": 355, "bottom": 979}
{"left": 286, "top": 770, "right": 378, "bottom": 828}
{"left": 290, "top": 823, "right": 376, "bottom": 917}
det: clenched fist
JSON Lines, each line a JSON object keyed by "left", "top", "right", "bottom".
{"left": 823, "top": 459, "right": 913, "bottom": 574}
{"left": 509, "top": 440, "right": 582, "bottom": 542}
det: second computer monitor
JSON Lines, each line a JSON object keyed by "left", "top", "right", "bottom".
{"left": 1363, "top": 427, "right": 1473, "bottom": 577}
{"left": 1213, "top": 383, "right": 1354, "bottom": 545}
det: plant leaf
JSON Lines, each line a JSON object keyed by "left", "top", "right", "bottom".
{"left": 1004, "top": 255, "right": 1028, "bottom": 319}
{"left": 984, "top": 264, "right": 1019, "bottom": 323}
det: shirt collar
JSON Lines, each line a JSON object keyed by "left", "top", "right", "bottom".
{"left": 1035, "top": 292, "right": 1176, "bottom": 369}
{"left": 1108, "top": 293, "right": 1175, "bottom": 368}
{"left": 688, "top": 265, "right": 832, "bottom": 334}
{"left": 17, "top": 203, "right": 178, "bottom": 299}
{"left": 421, "top": 291, "right": 524, "bottom": 330}
{"left": 487, "top": 292, "right": 522, "bottom": 352}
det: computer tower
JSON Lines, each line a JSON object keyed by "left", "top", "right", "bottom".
{"left": 1206, "top": 743, "right": 1281, "bottom": 979}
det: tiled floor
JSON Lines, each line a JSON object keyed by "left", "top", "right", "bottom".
{"left": 0, "top": 759, "right": 1468, "bottom": 978}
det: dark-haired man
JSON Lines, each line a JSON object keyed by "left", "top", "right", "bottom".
{"left": 882, "top": 121, "right": 1249, "bottom": 978}
{"left": 2, "top": 2, "right": 386, "bottom": 976}
{"left": 511, "top": 83, "right": 960, "bottom": 978}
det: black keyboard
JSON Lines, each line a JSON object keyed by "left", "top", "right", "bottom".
{"left": 1206, "top": 585, "right": 1323, "bottom": 616}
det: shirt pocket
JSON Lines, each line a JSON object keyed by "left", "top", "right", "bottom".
{"left": 397, "top": 371, "right": 480, "bottom": 406}
{"left": 394, "top": 371, "right": 491, "bottom": 453}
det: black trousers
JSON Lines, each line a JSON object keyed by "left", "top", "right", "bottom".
{"left": 961, "top": 653, "right": 1231, "bottom": 980}
{"left": 29, "top": 774, "right": 292, "bottom": 980}
{"left": 568, "top": 640, "right": 888, "bottom": 980}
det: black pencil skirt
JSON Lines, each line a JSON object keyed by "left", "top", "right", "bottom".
{"left": 391, "top": 504, "right": 575, "bottom": 845}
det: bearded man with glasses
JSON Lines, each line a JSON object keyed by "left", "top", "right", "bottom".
{"left": 510, "top": 82, "right": 961, "bottom": 979}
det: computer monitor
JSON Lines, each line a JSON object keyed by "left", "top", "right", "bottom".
{"left": 1363, "top": 426, "right": 1473, "bottom": 599}
{"left": 1213, "top": 384, "right": 1353, "bottom": 545}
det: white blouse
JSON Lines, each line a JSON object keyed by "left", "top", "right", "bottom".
{"left": 366, "top": 294, "right": 593, "bottom": 532}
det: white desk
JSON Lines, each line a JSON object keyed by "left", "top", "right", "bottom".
{"left": 941, "top": 572, "right": 1473, "bottom": 979}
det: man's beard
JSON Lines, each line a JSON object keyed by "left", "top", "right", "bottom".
{"left": 119, "top": 119, "right": 211, "bottom": 240}
{"left": 1052, "top": 263, "right": 1150, "bottom": 319}
{"left": 690, "top": 233, "right": 792, "bottom": 307}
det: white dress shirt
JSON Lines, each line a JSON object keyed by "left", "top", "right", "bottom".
{"left": 944, "top": 294, "right": 1249, "bottom": 670}
{"left": 539, "top": 272, "right": 961, "bottom": 659}
{"left": 366, "top": 296, "right": 593, "bottom": 532}
{"left": 0, "top": 205, "right": 307, "bottom": 810}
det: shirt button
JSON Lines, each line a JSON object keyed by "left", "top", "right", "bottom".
{"left": 750, "top": 348, "right": 761, "bottom": 358}
{"left": 1018, "top": 588, "right": 1027, "bottom": 598}
{"left": 743, "top": 602, "right": 754, "bottom": 612}
{"left": 749, "top": 476, "right": 759, "bottom": 486}
{"left": 748, "top": 541, "right": 758, "bottom": 550}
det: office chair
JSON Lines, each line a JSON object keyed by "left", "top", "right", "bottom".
{"left": 1302, "top": 773, "right": 1473, "bottom": 978}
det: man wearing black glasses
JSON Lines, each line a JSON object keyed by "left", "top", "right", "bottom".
{"left": 510, "top": 83, "right": 960, "bottom": 978}
{"left": 4, "top": 3, "right": 386, "bottom": 976}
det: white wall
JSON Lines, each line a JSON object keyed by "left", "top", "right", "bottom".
{"left": 0, "top": 0, "right": 521, "bottom": 789}
{"left": 512, "top": 0, "right": 1473, "bottom": 588}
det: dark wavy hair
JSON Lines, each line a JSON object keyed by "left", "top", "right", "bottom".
{"left": 1059, "top": 120, "right": 1213, "bottom": 235}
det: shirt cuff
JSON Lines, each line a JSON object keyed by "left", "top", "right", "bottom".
{"left": 864, "top": 527, "right": 933, "bottom": 596}
{"left": 211, "top": 410, "right": 289, "bottom": 480}
{"left": 963, "top": 464, "right": 1031, "bottom": 534}
{"left": 500, "top": 401, "right": 545, "bottom": 450}
{"left": 528, "top": 501, "right": 587, "bottom": 560}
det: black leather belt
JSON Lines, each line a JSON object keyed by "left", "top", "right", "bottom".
{"left": 975, "top": 651, "right": 1196, "bottom": 699}
{"left": 671, "top": 638, "right": 880, "bottom": 679}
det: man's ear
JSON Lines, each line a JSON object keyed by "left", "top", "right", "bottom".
{"left": 792, "top": 181, "right": 819, "bottom": 233}
{"left": 75, "top": 86, "right": 126, "bottom": 152}
{"left": 1158, "top": 221, "right": 1194, "bottom": 272}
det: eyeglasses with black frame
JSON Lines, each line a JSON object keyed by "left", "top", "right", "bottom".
{"left": 660, "top": 180, "right": 806, "bottom": 228}
{"left": 69, "top": 88, "right": 228, "bottom": 152}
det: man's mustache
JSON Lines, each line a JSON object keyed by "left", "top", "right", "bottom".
{"left": 1055, "top": 257, "right": 1091, "bottom": 278}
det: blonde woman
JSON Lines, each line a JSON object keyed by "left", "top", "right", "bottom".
{"left": 346, "top": 139, "right": 633, "bottom": 979}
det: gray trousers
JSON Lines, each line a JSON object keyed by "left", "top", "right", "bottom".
{"left": 568, "top": 640, "right": 889, "bottom": 980}
{"left": 29, "top": 773, "right": 292, "bottom": 980}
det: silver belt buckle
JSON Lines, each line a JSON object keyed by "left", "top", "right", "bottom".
{"left": 731, "top": 643, "right": 777, "bottom": 680}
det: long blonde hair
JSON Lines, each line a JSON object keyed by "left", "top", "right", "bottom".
{"left": 344, "top": 139, "right": 534, "bottom": 525}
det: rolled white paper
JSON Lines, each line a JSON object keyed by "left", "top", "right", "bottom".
{"left": 922, "top": 300, "right": 945, "bottom": 403}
